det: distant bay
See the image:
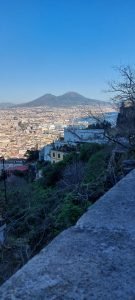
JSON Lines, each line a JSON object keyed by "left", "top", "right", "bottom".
{"left": 76, "top": 111, "right": 118, "bottom": 126}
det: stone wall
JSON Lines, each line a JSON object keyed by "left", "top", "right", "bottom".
{"left": 117, "top": 102, "right": 135, "bottom": 134}
{"left": 0, "top": 170, "right": 135, "bottom": 299}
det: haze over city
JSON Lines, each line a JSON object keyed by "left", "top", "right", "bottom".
{"left": 1, "top": 0, "right": 135, "bottom": 103}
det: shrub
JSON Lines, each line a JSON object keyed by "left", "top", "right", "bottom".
{"left": 79, "top": 143, "right": 104, "bottom": 162}
{"left": 85, "top": 149, "right": 108, "bottom": 183}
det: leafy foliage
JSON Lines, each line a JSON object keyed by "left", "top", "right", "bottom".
{"left": 24, "top": 149, "right": 39, "bottom": 162}
{"left": 0, "top": 143, "right": 114, "bottom": 285}
{"left": 79, "top": 143, "right": 104, "bottom": 162}
{"left": 88, "top": 120, "right": 111, "bottom": 130}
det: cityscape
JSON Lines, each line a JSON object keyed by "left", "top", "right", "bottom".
{"left": 0, "top": 0, "right": 135, "bottom": 298}
{"left": 0, "top": 104, "right": 113, "bottom": 159}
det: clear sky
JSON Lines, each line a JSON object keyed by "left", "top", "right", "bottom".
{"left": 0, "top": 0, "right": 135, "bottom": 103}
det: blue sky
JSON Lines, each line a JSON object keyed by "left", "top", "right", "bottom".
{"left": 0, "top": 0, "right": 135, "bottom": 103}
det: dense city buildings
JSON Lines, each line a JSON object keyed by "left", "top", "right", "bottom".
{"left": 0, "top": 105, "right": 113, "bottom": 159}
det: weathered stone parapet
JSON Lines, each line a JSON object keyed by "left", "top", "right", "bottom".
{"left": 0, "top": 170, "right": 135, "bottom": 299}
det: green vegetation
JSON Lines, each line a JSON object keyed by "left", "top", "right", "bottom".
{"left": 24, "top": 149, "right": 39, "bottom": 162}
{"left": 1, "top": 66, "right": 135, "bottom": 286}
{"left": 87, "top": 120, "right": 111, "bottom": 130}
{"left": 0, "top": 142, "right": 124, "bottom": 285}
{"left": 79, "top": 143, "right": 103, "bottom": 162}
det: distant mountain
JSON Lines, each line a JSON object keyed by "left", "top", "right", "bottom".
{"left": 16, "top": 92, "right": 111, "bottom": 108}
{"left": 0, "top": 102, "right": 14, "bottom": 109}
{"left": 18, "top": 94, "right": 56, "bottom": 107}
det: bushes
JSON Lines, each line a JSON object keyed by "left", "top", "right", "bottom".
{"left": 24, "top": 149, "right": 39, "bottom": 162}
{"left": 55, "top": 201, "right": 84, "bottom": 230}
{"left": 0, "top": 143, "right": 113, "bottom": 285}
{"left": 85, "top": 149, "right": 108, "bottom": 183}
{"left": 79, "top": 143, "right": 104, "bottom": 162}
{"left": 42, "top": 161, "right": 65, "bottom": 187}
{"left": 83, "top": 147, "right": 111, "bottom": 202}
{"left": 52, "top": 192, "right": 89, "bottom": 231}
{"left": 41, "top": 152, "right": 79, "bottom": 188}
{"left": 87, "top": 121, "right": 111, "bottom": 130}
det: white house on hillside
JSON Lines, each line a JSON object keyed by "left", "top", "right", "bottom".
{"left": 39, "top": 127, "right": 108, "bottom": 162}
{"left": 39, "top": 140, "right": 65, "bottom": 162}
{"left": 39, "top": 144, "right": 52, "bottom": 161}
{"left": 64, "top": 127, "right": 107, "bottom": 144}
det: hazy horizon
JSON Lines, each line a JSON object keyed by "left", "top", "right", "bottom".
{"left": 1, "top": 0, "right": 135, "bottom": 103}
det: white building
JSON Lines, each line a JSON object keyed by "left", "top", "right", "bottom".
{"left": 64, "top": 127, "right": 107, "bottom": 144}
{"left": 39, "top": 140, "right": 66, "bottom": 162}
{"left": 39, "top": 144, "right": 52, "bottom": 161}
{"left": 39, "top": 127, "right": 108, "bottom": 162}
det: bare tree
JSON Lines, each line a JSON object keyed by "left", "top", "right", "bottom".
{"left": 86, "top": 66, "right": 135, "bottom": 149}
{"left": 108, "top": 65, "right": 135, "bottom": 107}
{"left": 60, "top": 161, "right": 86, "bottom": 188}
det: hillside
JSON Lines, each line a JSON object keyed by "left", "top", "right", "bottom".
{"left": 16, "top": 92, "right": 111, "bottom": 108}
{"left": 1, "top": 170, "right": 135, "bottom": 299}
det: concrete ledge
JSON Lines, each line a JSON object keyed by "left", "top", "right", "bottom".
{"left": 76, "top": 169, "right": 135, "bottom": 232}
{"left": 0, "top": 171, "right": 135, "bottom": 299}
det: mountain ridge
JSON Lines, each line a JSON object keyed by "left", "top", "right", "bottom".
{"left": 16, "top": 92, "right": 111, "bottom": 108}
{"left": 0, "top": 92, "right": 111, "bottom": 108}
